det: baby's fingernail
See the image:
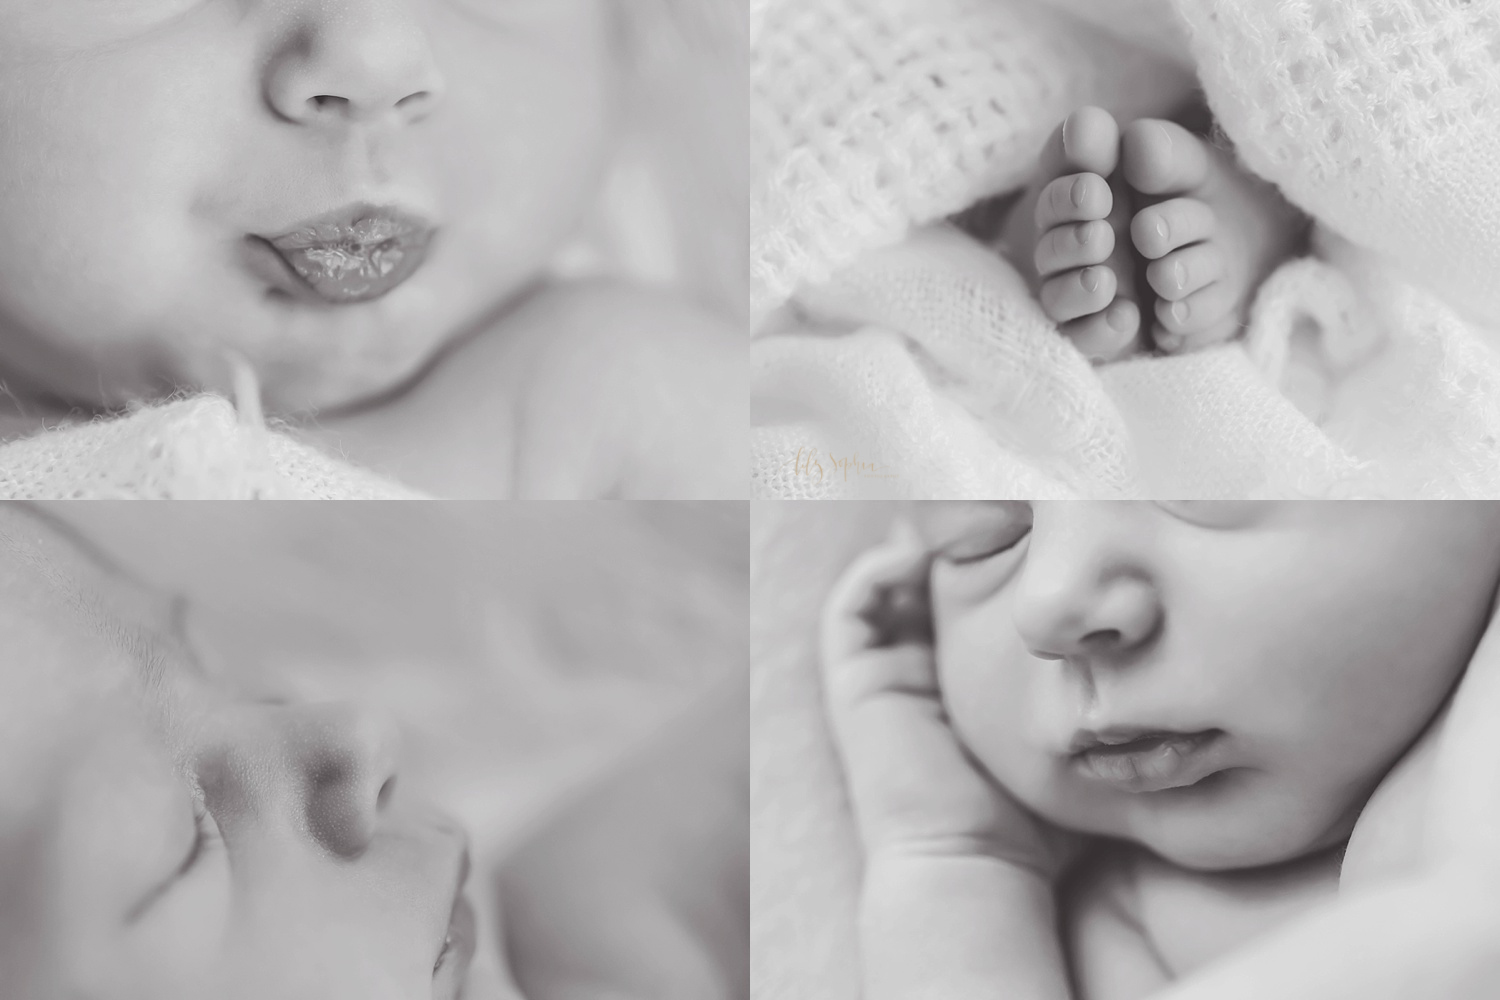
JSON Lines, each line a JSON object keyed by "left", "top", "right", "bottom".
{"left": 1081, "top": 267, "right": 1101, "bottom": 292}
{"left": 1071, "top": 176, "right": 1089, "bottom": 207}
{"left": 1170, "top": 300, "right": 1190, "bottom": 323}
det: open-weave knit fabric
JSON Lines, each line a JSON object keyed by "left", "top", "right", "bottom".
{"left": 0, "top": 393, "right": 425, "bottom": 500}
{"left": 750, "top": 0, "right": 1500, "bottom": 499}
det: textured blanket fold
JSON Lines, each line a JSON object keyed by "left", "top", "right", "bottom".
{"left": 0, "top": 393, "right": 424, "bottom": 499}
{"left": 751, "top": 0, "right": 1500, "bottom": 498}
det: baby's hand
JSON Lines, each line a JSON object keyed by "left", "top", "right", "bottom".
{"left": 822, "top": 523, "right": 1082, "bottom": 1000}
{"left": 821, "top": 522, "right": 1080, "bottom": 882}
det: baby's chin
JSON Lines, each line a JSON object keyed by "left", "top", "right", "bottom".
{"left": 1122, "top": 798, "right": 1363, "bottom": 873}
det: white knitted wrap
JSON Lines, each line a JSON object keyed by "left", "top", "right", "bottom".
{"left": 750, "top": 0, "right": 1500, "bottom": 498}
{"left": 0, "top": 394, "right": 425, "bottom": 500}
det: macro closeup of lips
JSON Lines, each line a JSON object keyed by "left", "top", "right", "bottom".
{"left": 1069, "top": 728, "right": 1226, "bottom": 793}
{"left": 253, "top": 204, "right": 436, "bottom": 305}
{"left": 433, "top": 847, "right": 475, "bottom": 1000}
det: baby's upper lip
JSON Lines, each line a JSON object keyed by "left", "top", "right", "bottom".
{"left": 1066, "top": 725, "right": 1227, "bottom": 793}
{"left": 251, "top": 202, "right": 437, "bottom": 305}
{"left": 1067, "top": 725, "right": 1215, "bottom": 755}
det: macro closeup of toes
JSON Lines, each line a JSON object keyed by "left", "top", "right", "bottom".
{"left": 1036, "top": 220, "right": 1114, "bottom": 276}
{"left": 1041, "top": 266, "right": 1117, "bottom": 322}
{"left": 1121, "top": 118, "right": 1208, "bottom": 195}
{"left": 1062, "top": 299, "right": 1140, "bottom": 361}
{"left": 1131, "top": 198, "right": 1216, "bottom": 259}
{"left": 1146, "top": 244, "right": 1223, "bottom": 301}
{"left": 1036, "top": 172, "right": 1113, "bottom": 229}
{"left": 1153, "top": 280, "right": 1236, "bottom": 336}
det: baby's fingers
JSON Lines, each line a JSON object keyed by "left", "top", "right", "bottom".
{"left": 820, "top": 521, "right": 935, "bottom": 667}
{"left": 821, "top": 528, "right": 1007, "bottom": 854}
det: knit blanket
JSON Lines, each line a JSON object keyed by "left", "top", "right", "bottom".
{"left": 0, "top": 389, "right": 425, "bottom": 499}
{"left": 751, "top": 0, "right": 1500, "bottom": 498}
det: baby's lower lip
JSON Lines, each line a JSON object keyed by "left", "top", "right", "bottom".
{"left": 251, "top": 205, "right": 435, "bottom": 305}
{"left": 1070, "top": 730, "right": 1224, "bottom": 792}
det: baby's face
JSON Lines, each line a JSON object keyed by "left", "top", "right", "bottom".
{"left": 915, "top": 501, "right": 1500, "bottom": 870}
{"left": 0, "top": 509, "right": 476, "bottom": 999}
{"left": 0, "top": 0, "right": 618, "bottom": 412}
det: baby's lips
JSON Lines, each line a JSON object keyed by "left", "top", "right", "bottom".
{"left": 259, "top": 204, "right": 436, "bottom": 305}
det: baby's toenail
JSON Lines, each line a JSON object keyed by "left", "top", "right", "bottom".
{"left": 1173, "top": 260, "right": 1187, "bottom": 288}
{"left": 1170, "top": 301, "right": 1190, "bottom": 323}
{"left": 1081, "top": 268, "right": 1100, "bottom": 292}
{"left": 1071, "top": 177, "right": 1089, "bottom": 207}
{"left": 1107, "top": 302, "right": 1134, "bottom": 332}
{"left": 1155, "top": 217, "right": 1169, "bottom": 241}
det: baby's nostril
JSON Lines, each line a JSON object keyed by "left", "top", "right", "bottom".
{"left": 1083, "top": 628, "right": 1123, "bottom": 651}
{"left": 310, "top": 94, "right": 349, "bottom": 112}
{"left": 377, "top": 776, "right": 396, "bottom": 810}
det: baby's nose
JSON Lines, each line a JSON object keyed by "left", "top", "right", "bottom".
{"left": 1012, "top": 507, "right": 1162, "bottom": 662}
{"left": 283, "top": 701, "right": 403, "bottom": 857}
{"left": 263, "top": 0, "right": 446, "bottom": 127}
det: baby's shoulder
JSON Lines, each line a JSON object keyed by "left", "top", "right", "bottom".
{"left": 509, "top": 278, "right": 741, "bottom": 405}
{"left": 501, "top": 279, "right": 745, "bottom": 498}
{"left": 311, "top": 279, "right": 743, "bottom": 499}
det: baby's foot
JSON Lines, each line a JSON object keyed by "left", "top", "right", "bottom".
{"left": 1004, "top": 106, "right": 1143, "bottom": 362}
{"left": 1122, "top": 119, "right": 1306, "bottom": 353}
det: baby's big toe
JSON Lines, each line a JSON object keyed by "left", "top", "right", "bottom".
{"left": 1059, "top": 106, "right": 1121, "bottom": 176}
{"left": 1121, "top": 119, "right": 1209, "bottom": 197}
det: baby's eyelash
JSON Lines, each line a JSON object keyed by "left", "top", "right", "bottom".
{"left": 180, "top": 799, "right": 214, "bottom": 876}
{"left": 125, "top": 798, "right": 221, "bottom": 923}
{"left": 942, "top": 527, "right": 1032, "bottom": 565}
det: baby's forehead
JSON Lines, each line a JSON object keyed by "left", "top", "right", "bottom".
{"left": 0, "top": 506, "right": 198, "bottom": 786}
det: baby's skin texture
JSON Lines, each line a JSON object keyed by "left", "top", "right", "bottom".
{"left": 823, "top": 501, "right": 1500, "bottom": 1000}
{"left": 1003, "top": 107, "right": 1306, "bottom": 362}
{"left": 0, "top": 505, "right": 501, "bottom": 1000}
{"left": 0, "top": 0, "right": 742, "bottom": 498}
{"left": 0, "top": 503, "right": 750, "bottom": 1000}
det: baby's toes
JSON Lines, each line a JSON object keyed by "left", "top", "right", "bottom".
{"left": 1034, "top": 219, "right": 1114, "bottom": 278}
{"left": 1131, "top": 198, "right": 1216, "bottom": 260}
{"left": 1034, "top": 172, "right": 1113, "bottom": 231}
{"left": 1152, "top": 281, "right": 1239, "bottom": 351}
{"left": 1061, "top": 299, "right": 1142, "bottom": 362}
{"left": 1040, "top": 265, "right": 1117, "bottom": 323}
{"left": 1145, "top": 243, "right": 1223, "bottom": 303}
{"left": 1059, "top": 106, "right": 1121, "bottom": 176}
{"left": 1120, "top": 119, "right": 1210, "bottom": 197}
